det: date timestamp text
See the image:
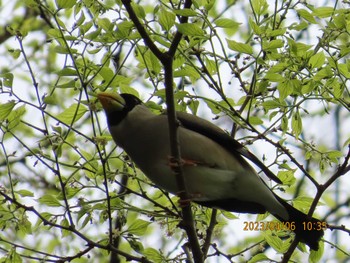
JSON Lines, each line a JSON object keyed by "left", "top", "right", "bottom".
{"left": 243, "top": 221, "right": 327, "bottom": 231}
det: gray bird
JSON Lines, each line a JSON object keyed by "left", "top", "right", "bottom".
{"left": 97, "top": 92, "right": 324, "bottom": 250}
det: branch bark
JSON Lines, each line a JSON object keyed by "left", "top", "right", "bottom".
{"left": 120, "top": 0, "right": 204, "bottom": 262}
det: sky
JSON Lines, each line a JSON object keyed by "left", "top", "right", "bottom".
{"left": 0, "top": 0, "right": 349, "bottom": 262}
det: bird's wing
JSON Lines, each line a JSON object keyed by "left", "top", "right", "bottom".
{"left": 175, "top": 111, "right": 282, "bottom": 184}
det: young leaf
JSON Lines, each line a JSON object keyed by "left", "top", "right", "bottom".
{"left": 7, "top": 105, "right": 26, "bottom": 130}
{"left": 175, "top": 23, "right": 204, "bottom": 36}
{"left": 263, "top": 231, "right": 283, "bottom": 253}
{"left": 291, "top": 111, "right": 302, "bottom": 137}
{"left": 38, "top": 194, "right": 62, "bottom": 207}
{"left": 248, "top": 253, "right": 270, "bottom": 263}
{"left": 226, "top": 39, "right": 253, "bottom": 55}
{"left": 312, "top": 7, "right": 335, "bottom": 18}
{"left": 262, "top": 39, "right": 284, "bottom": 51}
{"left": 0, "top": 101, "right": 16, "bottom": 121}
{"left": 142, "top": 248, "right": 164, "bottom": 262}
{"left": 309, "top": 241, "right": 324, "bottom": 263}
{"left": 297, "top": 9, "right": 317, "bottom": 24}
{"left": 159, "top": 9, "right": 175, "bottom": 31}
{"left": 0, "top": 72, "right": 14, "bottom": 88}
{"left": 56, "top": 103, "right": 88, "bottom": 124}
{"left": 55, "top": 0, "right": 75, "bottom": 9}
{"left": 173, "top": 8, "right": 197, "bottom": 17}
{"left": 215, "top": 18, "right": 240, "bottom": 29}
{"left": 127, "top": 219, "right": 151, "bottom": 236}
{"left": 309, "top": 52, "right": 325, "bottom": 69}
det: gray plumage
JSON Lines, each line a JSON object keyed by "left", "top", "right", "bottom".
{"left": 98, "top": 92, "right": 324, "bottom": 250}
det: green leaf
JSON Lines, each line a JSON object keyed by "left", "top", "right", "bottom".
{"left": 173, "top": 8, "right": 197, "bottom": 17}
{"left": 297, "top": 9, "right": 317, "bottom": 24}
{"left": 266, "top": 28, "right": 286, "bottom": 37}
{"left": 188, "top": 99, "right": 199, "bottom": 115}
{"left": 75, "top": 11, "right": 85, "bottom": 27}
{"left": 143, "top": 49, "right": 162, "bottom": 75}
{"left": 251, "top": 0, "right": 269, "bottom": 15}
{"left": 262, "top": 39, "right": 284, "bottom": 51}
{"left": 18, "top": 216, "right": 32, "bottom": 235}
{"left": 313, "top": 66, "right": 333, "bottom": 81}
{"left": 0, "top": 72, "right": 14, "bottom": 88}
{"left": 277, "top": 79, "right": 293, "bottom": 100}
{"left": 0, "top": 101, "right": 16, "bottom": 121}
{"left": 263, "top": 231, "right": 283, "bottom": 252}
{"left": 262, "top": 99, "right": 282, "bottom": 111}
{"left": 56, "top": 103, "right": 88, "bottom": 124}
{"left": 264, "top": 72, "right": 284, "bottom": 82}
{"left": 291, "top": 111, "right": 302, "bottom": 137}
{"left": 248, "top": 253, "right": 270, "bottom": 263}
{"left": 119, "top": 86, "right": 140, "bottom": 97}
{"left": 292, "top": 196, "right": 315, "bottom": 212}
{"left": 309, "top": 52, "right": 325, "bottom": 69}
{"left": 309, "top": 238, "right": 324, "bottom": 263}
{"left": 96, "top": 18, "right": 113, "bottom": 31}
{"left": 60, "top": 218, "right": 70, "bottom": 237}
{"left": 54, "top": 46, "right": 77, "bottom": 54}
{"left": 158, "top": 9, "right": 175, "bottom": 31}
{"left": 204, "top": 0, "right": 215, "bottom": 11}
{"left": 312, "top": 7, "right": 335, "bottom": 18}
{"left": 249, "top": 18, "right": 262, "bottom": 35}
{"left": 215, "top": 18, "right": 240, "bottom": 29}
{"left": 175, "top": 23, "right": 204, "bottom": 36}
{"left": 115, "top": 21, "right": 134, "bottom": 39}
{"left": 131, "top": 2, "right": 146, "bottom": 19}
{"left": 289, "top": 20, "right": 309, "bottom": 31}
{"left": 8, "top": 248, "right": 22, "bottom": 263}
{"left": 337, "top": 63, "right": 350, "bottom": 78}
{"left": 174, "top": 66, "right": 201, "bottom": 83}
{"left": 85, "top": 28, "right": 102, "bottom": 41}
{"left": 79, "top": 21, "right": 94, "bottom": 35}
{"left": 287, "top": 38, "right": 313, "bottom": 55}
{"left": 16, "top": 189, "right": 34, "bottom": 197}
{"left": 326, "top": 150, "right": 343, "bottom": 163}
{"left": 281, "top": 116, "right": 288, "bottom": 133}
{"left": 38, "top": 194, "right": 62, "bottom": 207}
{"left": 7, "top": 105, "right": 26, "bottom": 130}
{"left": 55, "top": 80, "right": 76, "bottom": 89}
{"left": 226, "top": 39, "right": 253, "bottom": 55}
{"left": 55, "top": 0, "right": 75, "bottom": 9}
{"left": 8, "top": 49, "right": 21, "bottom": 59}
{"left": 127, "top": 219, "right": 151, "bottom": 236}
{"left": 57, "top": 67, "right": 78, "bottom": 76}
{"left": 129, "top": 240, "right": 144, "bottom": 253}
{"left": 248, "top": 116, "right": 263, "bottom": 125}
{"left": 47, "top": 28, "right": 62, "bottom": 38}
{"left": 277, "top": 170, "right": 296, "bottom": 186}
{"left": 221, "top": 210, "right": 238, "bottom": 220}
{"left": 142, "top": 248, "right": 164, "bottom": 262}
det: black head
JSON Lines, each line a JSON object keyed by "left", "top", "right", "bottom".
{"left": 98, "top": 92, "right": 142, "bottom": 126}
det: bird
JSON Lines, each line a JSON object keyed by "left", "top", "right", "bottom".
{"left": 97, "top": 92, "right": 324, "bottom": 250}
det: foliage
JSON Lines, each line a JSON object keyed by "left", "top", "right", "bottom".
{"left": 0, "top": 0, "right": 349, "bottom": 262}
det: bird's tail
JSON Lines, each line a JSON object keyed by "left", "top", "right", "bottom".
{"left": 273, "top": 196, "right": 325, "bottom": 250}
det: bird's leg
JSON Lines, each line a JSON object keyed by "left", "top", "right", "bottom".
{"left": 167, "top": 156, "right": 200, "bottom": 167}
{"left": 167, "top": 156, "right": 203, "bottom": 206}
{"left": 178, "top": 192, "right": 202, "bottom": 207}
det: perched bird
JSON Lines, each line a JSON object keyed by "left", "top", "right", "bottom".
{"left": 97, "top": 92, "right": 324, "bottom": 250}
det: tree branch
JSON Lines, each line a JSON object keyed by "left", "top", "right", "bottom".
{"left": 121, "top": 0, "right": 163, "bottom": 59}
{"left": 120, "top": 0, "right": 204, "bottom": 262}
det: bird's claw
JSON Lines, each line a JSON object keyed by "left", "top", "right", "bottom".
{"left": 168, "top": 156, "right": 200, "bottom": 167}
{"left": 177, "top": 191, "right": 202, "bottom": 207}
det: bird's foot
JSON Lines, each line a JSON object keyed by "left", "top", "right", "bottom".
{"left": 177, "top": 192, "right": 202, "bottom": 207}
{"left": 168, "top": 156, "right": 200, "bottom": 167}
